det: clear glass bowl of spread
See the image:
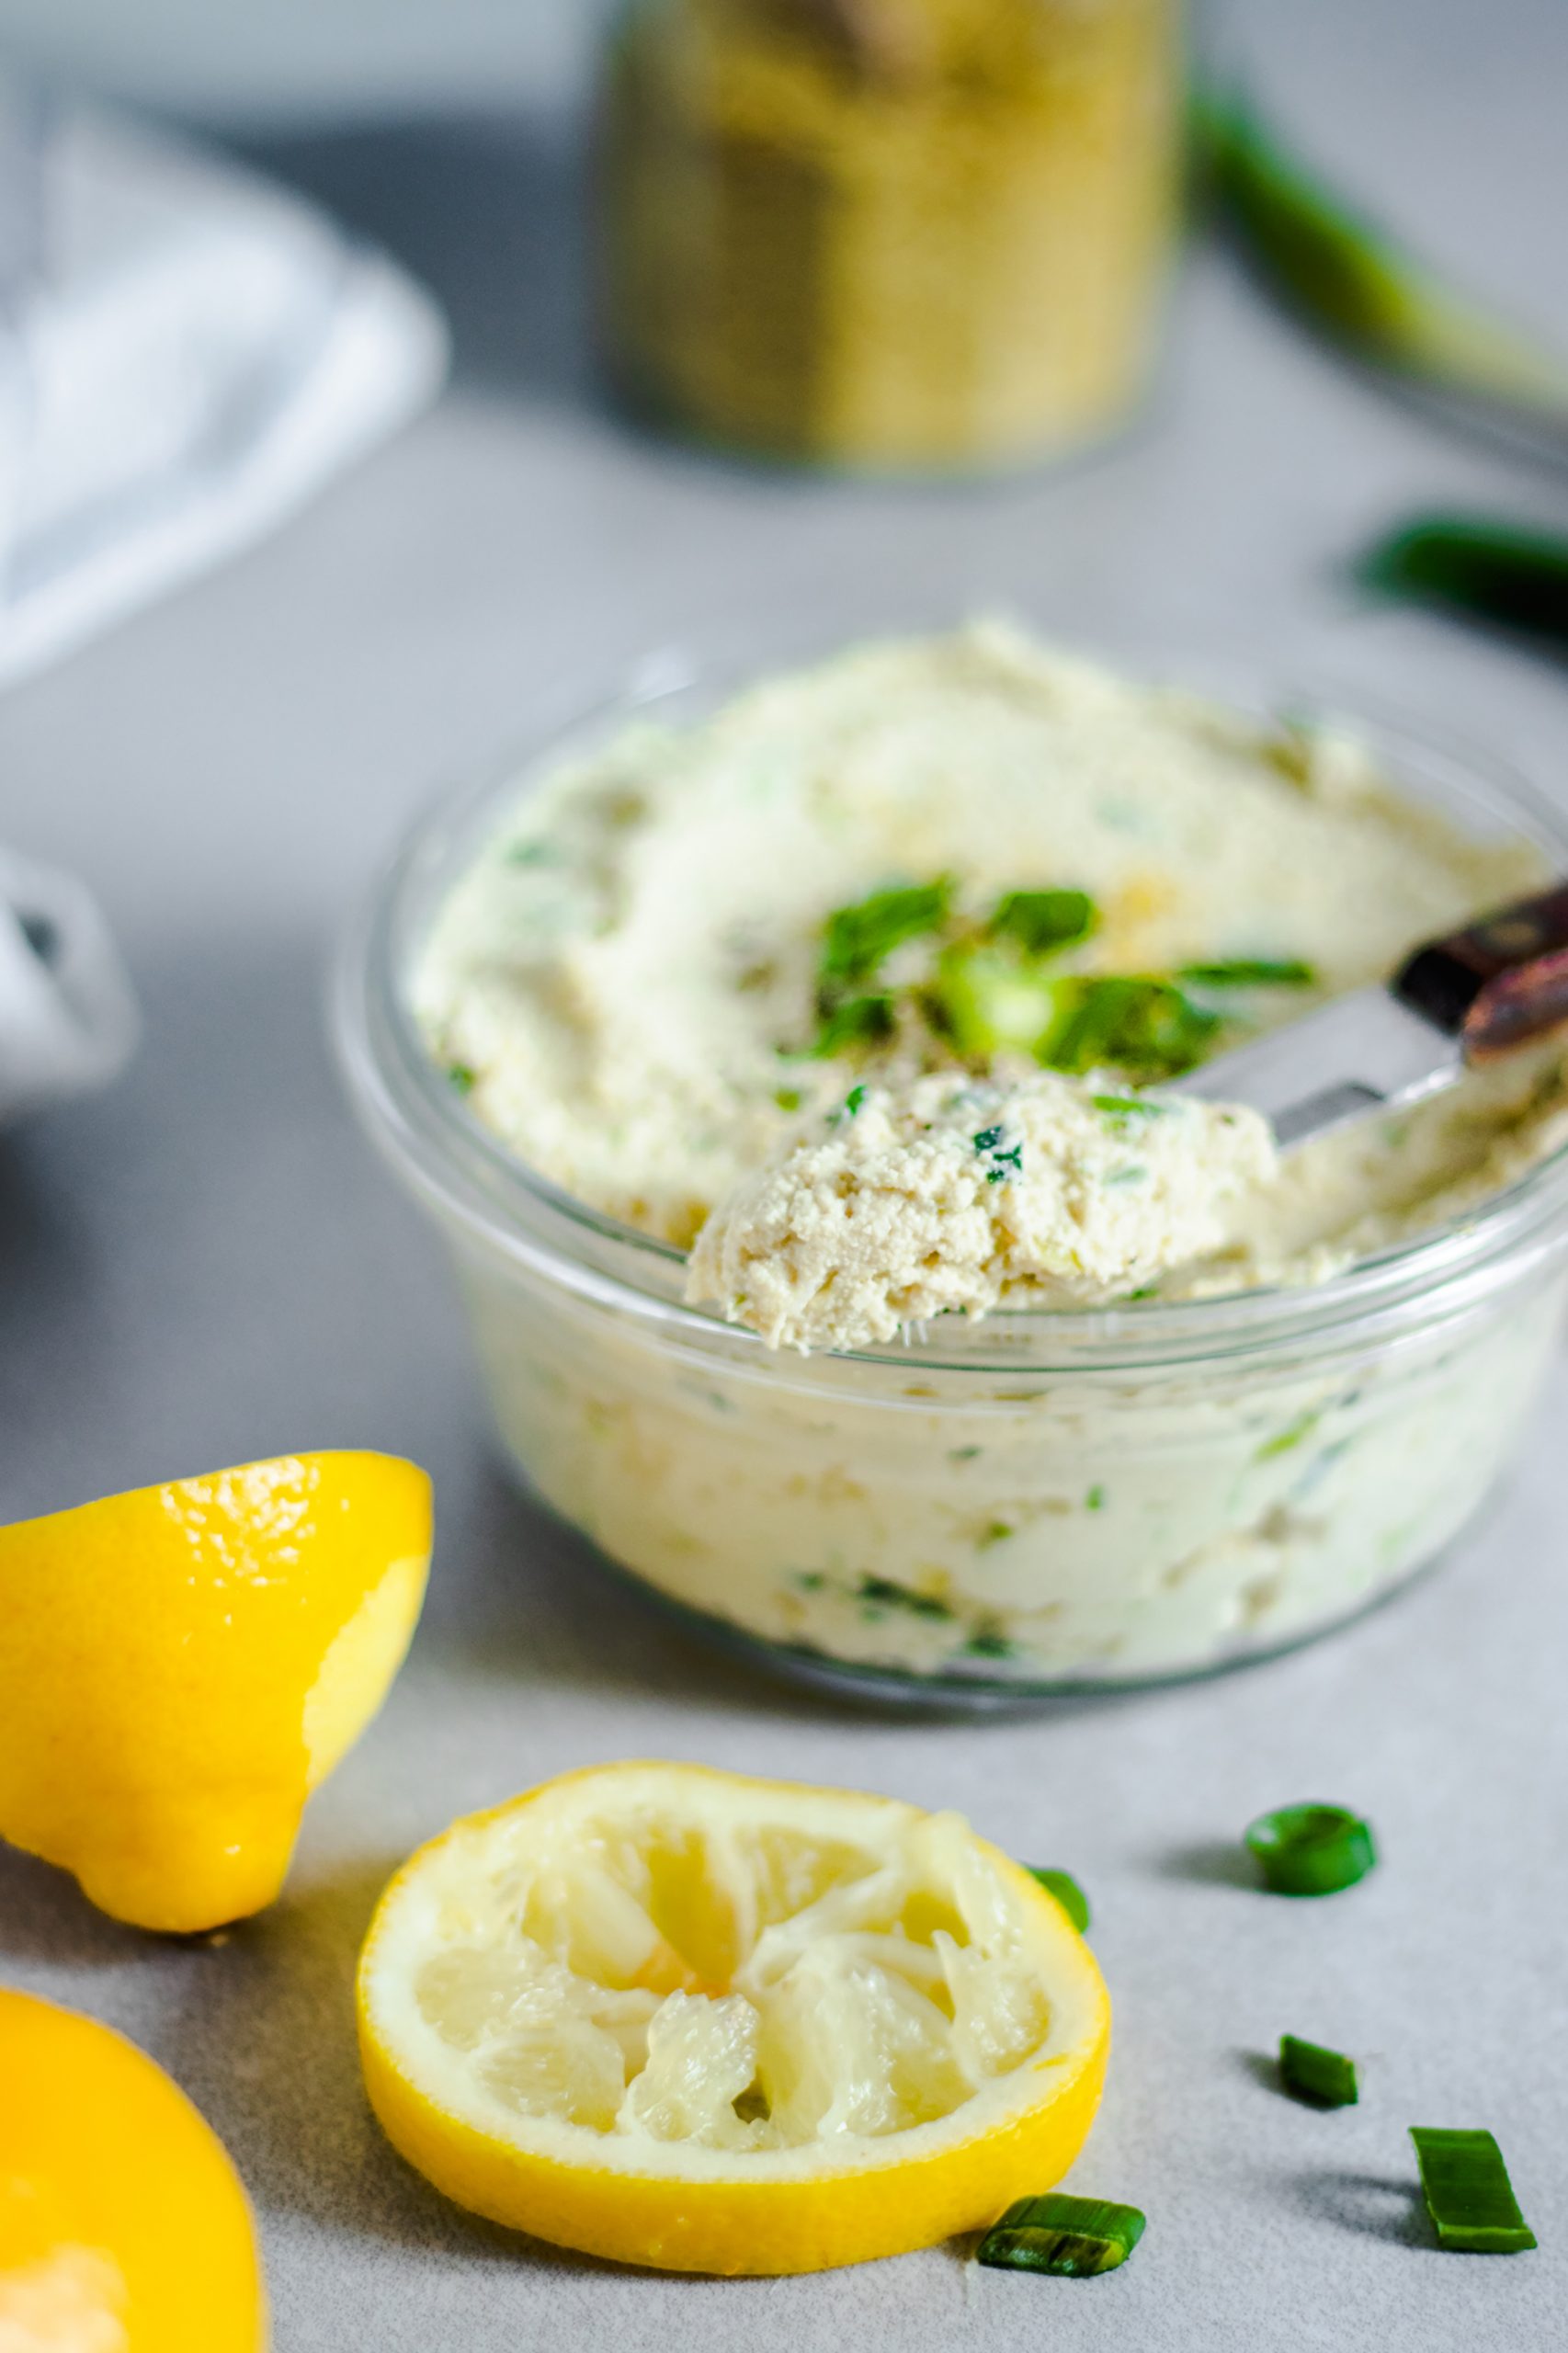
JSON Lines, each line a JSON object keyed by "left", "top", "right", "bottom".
{"left": 335, "top": 639, "right": 1568, "bottom": 1708}
{"left": 597, "top": 0, "right": 1183, "bottom": 472}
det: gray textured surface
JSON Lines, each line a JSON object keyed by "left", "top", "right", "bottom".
{"left": 4, "top": 3, "right": 1568, "bottom": 2345}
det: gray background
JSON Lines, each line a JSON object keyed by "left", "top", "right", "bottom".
{"left": 3, "top": 2, "right": 1567, "bottom": 2347}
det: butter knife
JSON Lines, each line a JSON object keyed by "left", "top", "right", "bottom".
{"left": 1172, "top": 881, "right": 1568, "bottom": 1148}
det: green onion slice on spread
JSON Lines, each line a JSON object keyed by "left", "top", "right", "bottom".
{"left": 818, "top": 881, "right": 951, "bottom": 995}
{"left": 1041, "top": 978, "right": 1220, "bottom": 1082}
{"left": 1244, "top": 1803, "right": 1377, "bottom": 1895}
{"left": 1410, "top": 2128, "right": 1537, "bottom": 2254}
{"left": 1279, "top": 2034, "right": 1358, "bottom": 2108}
{"left": 989, "top": 888, "right": 1099, "bottom": 955}
{"left": 1178, "top": 960, "right": 1316, "bottom": 989}
{"left": 977, "top": 2194, "right": 1145, "bottom": 2278}
{"left": 1027, "top": 1869, "right": 1091, "bottom": 1936}
{"left": 812, "top": 994, "right": 895, "bottom": 1058}
{"left": 932, "top": 944, "right": 1066, "bottom": 1060}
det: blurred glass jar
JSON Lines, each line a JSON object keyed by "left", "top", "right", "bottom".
{"left": 597, "top": 0, "right": 1183, "bottom": 472}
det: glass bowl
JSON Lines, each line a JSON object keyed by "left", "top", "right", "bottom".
{"left": 335, "top": 635, "right": 1568, "bottom": 1709}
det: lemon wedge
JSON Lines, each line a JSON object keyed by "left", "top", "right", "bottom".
{"left": 0, "top": 1451, "right": 432, "bottom": 1933}
{"left": 0, "top": 1990, "right": 266, "bottom": 2349}
{"left": 358, "top": 1761, "right": 1109, "bottom": 2275}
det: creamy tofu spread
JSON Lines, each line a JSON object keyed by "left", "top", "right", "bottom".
{"left": 687, "top": 1072, "right": 1276, "bottom": 1350}
{"left": 417, "top": 621, "right": 1562, "bottom": 1310}
{"left": 408, "top": 625, "right": 1568, "bottom": 1688}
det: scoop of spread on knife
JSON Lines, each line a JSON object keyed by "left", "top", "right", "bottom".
{"left": 686, "top": 1072, "right": 1278, "bottom": 1351}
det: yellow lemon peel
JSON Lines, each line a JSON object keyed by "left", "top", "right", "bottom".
{"left": 0, "top": 1450, "right": 431, "bottom": 1931}
{"left": 0, "top": 1990, "right": 266, "bottom": 2350}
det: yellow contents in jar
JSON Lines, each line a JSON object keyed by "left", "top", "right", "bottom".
{"left": 598, "top": 0, "right": 1182, "bottom": 471}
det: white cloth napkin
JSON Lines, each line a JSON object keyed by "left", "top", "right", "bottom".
{"left": 0, "top": 102, "right": 449, "bottom": 689}
{"left": 0, "top": 847, "right": 140, "bottom": 1123}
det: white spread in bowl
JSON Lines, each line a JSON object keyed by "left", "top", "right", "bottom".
{"left": 362, "top": 625, "right": 1568, "bottom": 1695}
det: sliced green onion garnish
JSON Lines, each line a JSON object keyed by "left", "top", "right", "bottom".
{"left": 1200, "top": 94, "right": 1568, "bottom": 456}
{"left": 819, "top": 880, "right": 950, "bottom": 995}
{"left": 1093, "top": 1093, "right": 1168, "bottom": 1118}
{"left": 932, "top": 944, "right": 1065, "bottom": 1060}
{"left": 1041, "top": 978, "right": 1220, "bottom": 1082}
{"left": 1027, "top": 1869, "right": 1091, "bottom": 1935}
{"left": 1244, "top": 1804, "right": 1377, "bottom": 1896}
{"left": 977, "top": 2193, "right": 1144, "bottom": 2278}
{"left": 989, "top": 888, "right": 1098, "bottom": 955}
{"left": 1361, "top": 517, "right": 1568, "bottom": 649}
{"left": 1279, "top": 2034, "right": 1358, "bottom": 2109}
{"left": 812, "top": 994, "right": 894, "bottom": 1058}
{"left": 1178, "top": 959, "right": 1316, "bottom": 989}
{"left": 447, "top": 1063, "right": 477, "bottom": 1095}
{"left": 1410, "top": 2128, "right": 1537, "bottom": 2254}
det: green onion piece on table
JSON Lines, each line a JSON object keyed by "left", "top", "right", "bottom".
{"left": 1027, "top": 1868, "right": 1091, "bottom": 1936}
{"left": 1244, "top": 1803, "right": 1377, "bottom": 1895}
{"left": 1178, "top": 960, "right": 1316, "bottom": 989}
{"left": 1410, "top": 2128, "right": 1537, "bottom": 2254}
{"left": 1278, "top": 2034, "right": 1358, "bottom": 2109}
{"left": 990, "top": 888, "right": 1098, "bottom": 955}
{"left": 1200, "top": 94, "right": 1568, "bottom": 457}
{"left": 1361, "top": 517, "right": 1568, "bottom": 650}
{"left": 976, "top": 2193, "right": 1145, "bottom": 2278}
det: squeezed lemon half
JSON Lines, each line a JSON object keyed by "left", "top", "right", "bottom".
{"left": 0, "top": 1990, "right": 266, "bottom": 2350}
{"left": 0, "top": 1451, "right": 432, "bottom": 1932}
{"left": 357, "top": 1761, "right": 1110, "bottom": 2275}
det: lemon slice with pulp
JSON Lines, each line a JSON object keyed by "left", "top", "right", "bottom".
{"left": 358, "top": 1761, "right": 1109, "bottom": 2274}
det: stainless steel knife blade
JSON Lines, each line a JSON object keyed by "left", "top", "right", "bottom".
{"left": 1168, "top": 986, "right": 1463, "bottom": 1149}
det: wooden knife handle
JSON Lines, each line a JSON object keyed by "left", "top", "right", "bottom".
{"left": 1396, "top": 881, "right": 1568, "bottom": 1063}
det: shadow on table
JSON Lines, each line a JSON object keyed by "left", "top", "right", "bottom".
{"left": 1280, "top": 2168, "right": 1428, "bottom": 2250}
{"left": 1150, "top": 1839, "right": 1262, "bottom": 1893}
{"left": 238, "top": 111, "right": 598, "bottom": 413}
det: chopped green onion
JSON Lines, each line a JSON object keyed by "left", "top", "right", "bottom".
{"left": 1410, "top": 2128, "right": 1537, "bottom": 2254}
{"left": 1178, "top": 960, "right": 1316, "bottom": 989}
{"left": 1093, "top": 1093, "right": 1168, "bottom": 1119}
{"left": 990, "top": 888, "right": 1098, "bottom": 955}
{"left": 1245, "top": 1804, "right": 1377, "bottom": 1896}
{"left": 933, "top": 944, "right": 1065, "bottom": 1060}
{"left": 856, "top": 1574, "right": 952, "bottom": 1620}
{"left": 977, "top": 2193, "right": 1144, "bottom": 2278}
{"left": 1279, "top": 2034, "right": 1359, "bottom": 2109}
{"left": 1256, "top": 1407, "right": 1321, "bottom": 1461}
{"left": 1361, "top": 516, "right": 1568, "bottom": 650}
{"left": 1200, "top": 94, "right": 1568, "bottom": 456}
{"left": 1040, "top": 978, "right": 1220, "bottom": 1082}
{"left": 812, "top": 994, "right": 894, "bottom": 1058}
{"left": 844, "top": 1084, "right": 868, "bottom": 1115}
{"left": 819, "top": 881, "right": 950, "bottom": 995}
{"left": 972, "top": 1125, "right": 1025, "bottom": 1184}
{"left": 774, "top": 1086, "right": 803, "bottom": 1111}
{"left": 447, "top": 1063, "right": 477, "bottom": 1095}
{"left": 1027, "top": 1869, "right": 1091, "bottom": 1935}
{"left": 1085, "top": 1484, "right": 1106, "bottom": 1511}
